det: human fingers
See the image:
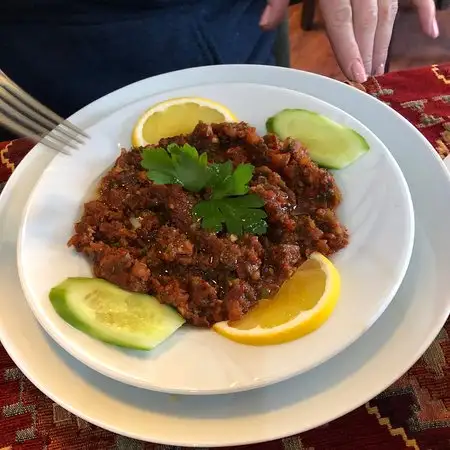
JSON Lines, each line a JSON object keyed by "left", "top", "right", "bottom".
{"left": 411, "top": 0, "right": 439, "bottom": 38}
{"left": 372, "top": 0, "right": 398, "bottom": 76}
{"left": 351, "top": 0, "right": 379, "bottom": 75}
{"left": 319, "top": 0, "right": 367, "bottom": 82}
{"left": 260, "top": 0, "right": 290, "bottom": 31}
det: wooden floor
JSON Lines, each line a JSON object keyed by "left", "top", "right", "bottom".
{"left": 289, "top": 2, "right": 450, "bottom": 80}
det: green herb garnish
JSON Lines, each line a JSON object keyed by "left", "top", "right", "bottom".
{"left": 141, "top": 143, "right": 210, "bottom": 192}
{"left": 193, "top": 194, "right": 267, "bottom": 236}
{"left": 207, "top": 161, "right": 254, "bottom": 199}
{"left": 141, "top": 143, "right": 267, "bottom": 236}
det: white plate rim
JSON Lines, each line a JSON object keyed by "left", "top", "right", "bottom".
{"left": 15, "top": 82, "right": 415, "bottom": 395}
{"left": 0, "top": 65, "right": 449, "bottom": 447}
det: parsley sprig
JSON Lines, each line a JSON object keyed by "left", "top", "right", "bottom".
{"left": 193, "top": 194, "right": 267, "bottom": 236}
{"left": 141, "top": 143, "right": 210, "bottom": 192}
{"left": 207, "top": 161, "right": 254, "bottom": 199}
{"left": 141, "top": 143, "right": 267, "bottom": 236}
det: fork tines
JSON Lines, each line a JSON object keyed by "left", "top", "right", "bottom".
{"left": 0, "top": 71, "right": 88, "bottom": 154}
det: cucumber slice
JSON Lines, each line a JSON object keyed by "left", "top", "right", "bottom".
{"left": 266, "top": 109, "right": 369, "bottom": 169}
{"left": 49, "top": 277, "right": 185, "bottom": 351}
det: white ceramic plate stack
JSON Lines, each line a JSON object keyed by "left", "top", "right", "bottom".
{"left": 1, "top": 66, "right": 450, "bottom": 447}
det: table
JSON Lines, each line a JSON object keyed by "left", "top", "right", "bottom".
{"left": 1, "top": 64, "right": 450, "bottom": 450}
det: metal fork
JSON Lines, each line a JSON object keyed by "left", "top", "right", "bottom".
{"left": 0, "top": 70, "right": 88, "bottom": 154}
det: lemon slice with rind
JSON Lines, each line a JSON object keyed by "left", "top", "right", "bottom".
{"left": 213, "top": 252, "right": 340, "bottom": 346}
{"left": 132, "top": 97, "right": 237, "bottom": 147}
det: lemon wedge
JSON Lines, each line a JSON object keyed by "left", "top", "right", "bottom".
{"left": 131, "top": 97, "right": 237, "bottom": 147}
{"left": 213, "top": 252, "right": 341, "bottom": 346}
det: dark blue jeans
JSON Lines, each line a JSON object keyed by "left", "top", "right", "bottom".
{"left": 0, "top": 0, "right": 275, "bottom": 134}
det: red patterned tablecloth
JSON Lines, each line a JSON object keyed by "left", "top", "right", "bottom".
{"left": 1, "top": 64, "right": 450, "bottom": 450}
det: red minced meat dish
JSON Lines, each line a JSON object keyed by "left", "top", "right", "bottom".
{"left": 68, "top": 122, "right": 349, "bottom": 327}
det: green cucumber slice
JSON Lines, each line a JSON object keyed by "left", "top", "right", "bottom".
{"left": 266, "top": 109, "right": 370, "bottom": 169}
{"left": 49, "top": 277, "right": 185, "bottom": 351}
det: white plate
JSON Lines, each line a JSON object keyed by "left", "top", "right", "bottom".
{"left": 1, "top": 65, "right": 449, "bottom": 447}
{"left": 17, "top": 83, "right": 413, "bottom": 395}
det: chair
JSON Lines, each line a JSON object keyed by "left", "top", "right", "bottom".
{"left": 273, "top": 14, "right": 291, "bottom": 67}
{"left": 300, "top": 0, "right": 316, "bottom": 30}
{"left": 290, "top": 0, "right": 316, "bottom": 31}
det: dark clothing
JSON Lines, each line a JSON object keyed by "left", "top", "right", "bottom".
{"left": 0, "top": 0, "right": 275, "bottom": 120}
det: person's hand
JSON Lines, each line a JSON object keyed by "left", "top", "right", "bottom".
{"left": 260, "top": 0, "right": 439, "bottom": 83}
{"left": 260, "top": 0, "right": 290, "bottom": 30}
{"left": 319, "top": 0, "right": 439, "bottom": 82}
